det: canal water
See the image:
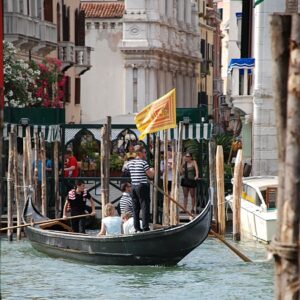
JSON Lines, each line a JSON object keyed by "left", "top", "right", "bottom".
{"left": 1, "top": 234, "right": 273, "bottom": 300}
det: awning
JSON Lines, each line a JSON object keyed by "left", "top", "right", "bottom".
{"left": 158, "top": 123, "right": 213, "bottom": 141}
{"left": 4, "top": 123, "right": 213, "bottom": 144}
{"left": 4, "top": 123, "right": 61, "bottom": 142}
{"left": 228, "top": 58, "right": 255, "bottom": 73}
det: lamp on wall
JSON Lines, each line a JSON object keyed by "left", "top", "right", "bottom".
{"left": 219, "top": 104, "right": 231, "bottom": 128}
{"left": 19, "top": 118, "right": 30, "bottom": 126}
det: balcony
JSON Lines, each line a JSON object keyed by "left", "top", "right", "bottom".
{"left": 74, "top": 46, "right": 92, "bottom": 76}
{"left": 58, "top": 42, "right": 75, "bottom": 71}
{"left": 4, "top": 12, "right": 57, "bottom": 54}
{"left": 36, "top": 21, "right": 57, "bottom": 54}
{"left": 228, "top": 58, "right": 255, "bottom": 115}
{"left": 4, "top": 12, "right": 40, "bottom": 50}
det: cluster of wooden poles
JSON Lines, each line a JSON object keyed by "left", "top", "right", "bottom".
{"left": 6, "top": 125, "right": 60, "bottom": 241}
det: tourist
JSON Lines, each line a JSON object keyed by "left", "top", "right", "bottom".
{"left": 63, "top": 180, "right": 96, "bottom": 233}
{"left": 125, "top": 144, "right": 136, "bottom": 160}
{"left": 160, "top": 148, "right": 173, "bottom": 194}
{"left": 119, "top": 182, "right": 134, "bottom": 216}
{"left": 126, "top": 146, "right": 154, "bottom": 232}
{"left": 98, "top": 203, "right": 123, "bottom": 236}
{"left": 122, "top": 212, "right": 136, "bottom": 234}
{"left": 64, "top": 149, "right": 79, "bottom": 178}
{"left": 180, "top": 152, "right": 199, "bottom": 214}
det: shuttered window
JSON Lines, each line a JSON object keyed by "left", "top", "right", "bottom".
{"left": 75, "top": 9, "right": 85, "bottom": 46}
{"left": 75, "top": 78, "right": 81, "bottom": 105}
{"left": 44, "top": 0, "right": 53, "bottom": 22}
{"left": 62, "top": 5, "right": 70, "bottom": 41}
{"left": 64, "top": 76, "right": 71, "bottom": 103}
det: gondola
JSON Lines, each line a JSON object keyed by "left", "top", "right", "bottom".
{"left": 23, "top": 196, "right": 212, "bottom": 266}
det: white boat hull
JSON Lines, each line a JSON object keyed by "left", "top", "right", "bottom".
{"left": 239, "top": 201, "right": 276, "bottom": 243}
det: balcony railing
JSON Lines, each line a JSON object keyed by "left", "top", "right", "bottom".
{"left": 58, "top": 41, "right": 75, "bottom": 71}
{"left": 75, "top": 46, "right": 92, "bottom": 75}
{"left": 4, "top": 12, "right": 40, "bottom": 41}
{"left": 4, "top": 12, "right": 57, "bottom": 54}
{"left": 39, "top": 21, "right": 57, "bottom": 44}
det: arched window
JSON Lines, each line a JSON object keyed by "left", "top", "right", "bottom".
{"left": 56, "top": 3, "right": 61, "bottom": 41}
{"left": 44, "top": 0, "right": 53, "bottom": 22}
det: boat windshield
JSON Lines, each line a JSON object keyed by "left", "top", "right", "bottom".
{"left": 242, "top": 185, "right": 261, "bottom": 206}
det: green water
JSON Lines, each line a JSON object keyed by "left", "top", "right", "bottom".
{"left": 0, "top": 237, "right": 274, "bottom": 300}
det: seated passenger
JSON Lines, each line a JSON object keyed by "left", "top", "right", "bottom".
{"left": 119, "top": 182, "right": 133, "bottom": 216}
{"left": 98, "top": 203, "right": 123, "bottom": 236}
{"left": 122, "top": 212, "right": 143, "bottom": 234}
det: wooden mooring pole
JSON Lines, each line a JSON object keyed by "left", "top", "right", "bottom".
{"left": 162, "top": 130, "right": 169, "bottom": 226}
{"left": 152, "top": 135, "right": 160, "bottom": 225}
{"left": 7, "top": 132, "right": 14, "bottom": 241}
{"left": 13, "top": 129, "right": 21, "bottom": 240}
{"left": 53, "top": 141, "right": 60, "bottom": 218}
{"left": 232, "top": 149, "right": 243, "bottom": 241}
{"left": 270, "top": 13, "right": 300, "bottom": 299}
{"left": 40, "top": 133, "right": 47, "bottom": 216}
{"left": 216, "top": 145, "right": 225, "bottom": 235}
{"left": 100, "top": 117, "right": 111, "bottom": 218}
{"left": 208, "top": 140, "right": 217, "bottom": 223}
{"left": 170, "top": 140, "right": 177, "bottom": 226}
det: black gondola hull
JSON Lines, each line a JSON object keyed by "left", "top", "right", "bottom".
{"left": 23, "top": 197, "right": 211, "bottom": 266}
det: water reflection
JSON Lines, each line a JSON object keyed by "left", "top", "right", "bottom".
{"left": 1, "top": 237, "right": 274, "bottom": 300}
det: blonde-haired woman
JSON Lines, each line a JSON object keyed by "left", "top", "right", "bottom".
{"left": 98, "top": 203, "right": 123, "bottom": 236}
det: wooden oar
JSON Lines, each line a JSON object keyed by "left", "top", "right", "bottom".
{"left": 149, "top": 180, "right": 193, "bottom": 217}
{"left": 149, "top": 180, "right": 252, "bottom": 262}
{"left": 209, "top": 230, "right": 252, "bottom": 262}
{"left": 0, "top": 213, "right": 94, "bottom": 232}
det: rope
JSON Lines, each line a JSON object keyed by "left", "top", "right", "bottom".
{"left": 268, "top": 238, "right": 298, "bottom": 260}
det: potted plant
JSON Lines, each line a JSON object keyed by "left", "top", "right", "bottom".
{"left": 109, "top": 153, "right": 124, "bottom": 177}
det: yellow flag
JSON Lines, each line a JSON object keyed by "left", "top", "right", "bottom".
{"left": 135, "top": 89, "right": 176, "bottom": 140}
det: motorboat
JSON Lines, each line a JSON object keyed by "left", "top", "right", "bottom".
{"left": 226, "top": 176, "right": 278, "bottom": 243}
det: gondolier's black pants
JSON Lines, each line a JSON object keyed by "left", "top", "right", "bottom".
{"left": 71, "top": 210, "right": 86, "bottom": 233}
{"left": 132, "top": 183, "right": 150, "bottom": 232}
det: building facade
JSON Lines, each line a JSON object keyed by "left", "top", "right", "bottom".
{"left": 4, "top": 0, "right": 91, "bottom": 124}
{"left": 81, "top": 0, "right": 201, "bottom": 123}
{"left": 220, "top": 0, "right": 294, "bottom": 175}
{"left": 197, "top": 0, "right": 223, "bottom": 125}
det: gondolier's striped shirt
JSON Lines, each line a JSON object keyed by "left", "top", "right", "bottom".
{"left": 120, "top": 192, "right": 133, "bottom": 216}
{"left": 127, "top": 158, "right": 150, "bottom": 185}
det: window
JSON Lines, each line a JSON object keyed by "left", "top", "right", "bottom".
{"left": 111, "top": 22, "right": 115, "bottom": 29}
{"left": 30, "top": 0, "right": 36, "bottom": 17}
{"left": 62, "top": 5, "right": 70, "bottom": 41}
{"left": 200, "top": 39, "right": 206, "bottom": 59}
{"left": 56, "top": 3, "right": 61, "bottom": 41}
{"left": 102, "top": 22, "right": 108, "bottom": 29}
{"left": 44, "top": 0, "right": 53, "bottom": 22}
{"left": 75, "top": 78, "right": 81, "bottom": 105}
{"left": 64, "top": 76, "right": 71, "bottom": 103}
{"left": 37, "top": 0, "right": 42, "bottom": 19}
{"left": 265, "top": 188, "right": 277, "bottom": 209}
{"left": 4, "top": 0, "right": 8, "bottom": 12}
{"left": 242, "top": 185, "right": 261, "bottom": 206}
{"left": 94, "top": 22, "right": 100, "bottom": 29}
{"left": 20, "top": 0, "right": 24, "bottom": 14}
{"left": 133, "top": 68, "right": 137, "bottom": 113}
{"left": 12, "top": 0, "right": 18, "bottom": 12}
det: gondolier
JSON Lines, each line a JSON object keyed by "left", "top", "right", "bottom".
{"left": 127, "top": 146, "right": 154, "bottom": 232}
{"left": 63, "top": 180, "right": 96, "bottom": 233}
